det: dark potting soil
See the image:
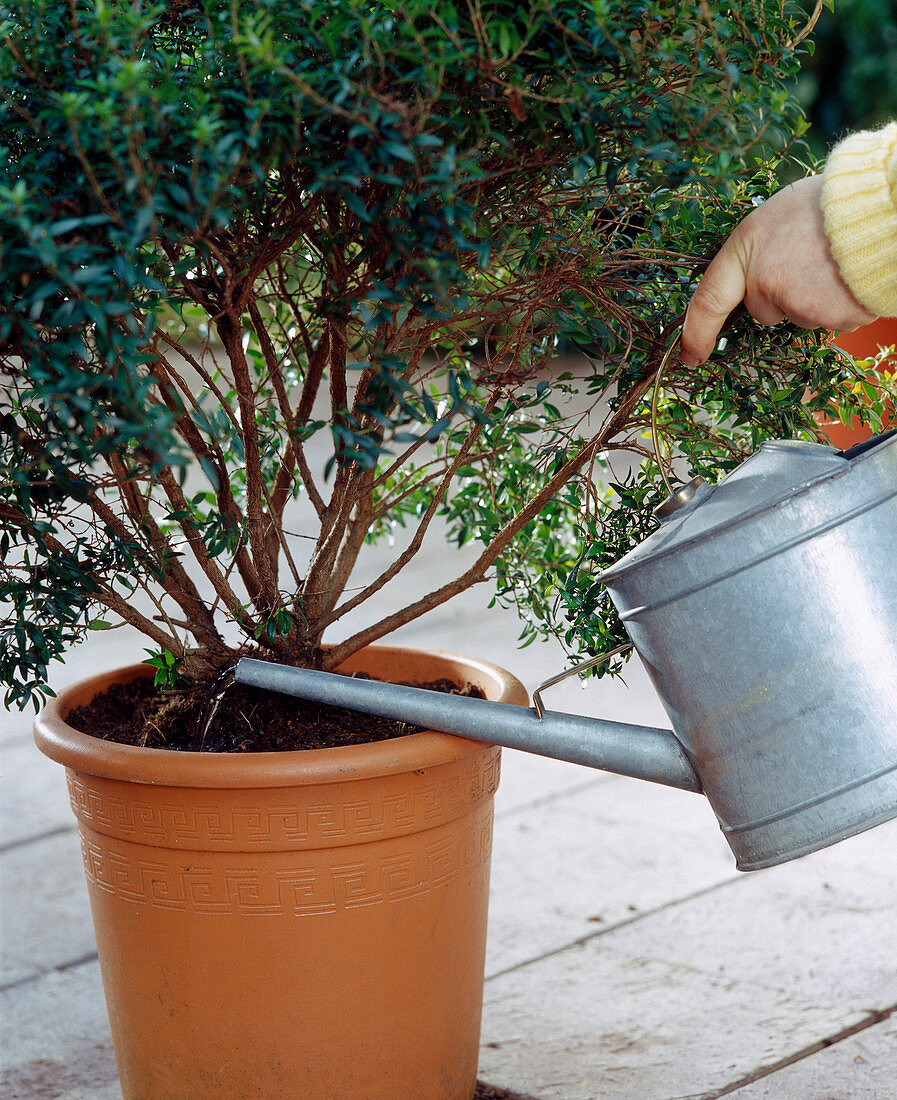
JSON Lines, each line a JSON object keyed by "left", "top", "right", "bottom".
{"left": 68, "top": 671, "right": 485, "bottom": 752}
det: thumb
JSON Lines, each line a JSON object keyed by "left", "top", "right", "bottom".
{"left": 681, "top": 243, "right": 749, "bottom": 366}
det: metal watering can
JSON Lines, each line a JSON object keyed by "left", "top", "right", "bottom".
{"left": 236, "top": 428, "right": 897, "bottom": 871}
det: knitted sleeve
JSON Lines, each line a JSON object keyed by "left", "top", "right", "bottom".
{"left": 821, "top": 122, "right": 897, "bottom": 318}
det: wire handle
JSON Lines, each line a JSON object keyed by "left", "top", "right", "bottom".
{"left": 532, "top": 643, "right": 634, "bottom": 720}
{"left": 650, "top": 329, "right": 683, "bottom": 497}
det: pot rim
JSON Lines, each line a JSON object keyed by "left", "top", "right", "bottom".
{"left": 33, "top": 645, "right": 527, "bottom": 789}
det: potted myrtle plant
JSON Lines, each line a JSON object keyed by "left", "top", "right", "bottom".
{"left": 1, "top": 2, "right": 889, "bottom": 1098}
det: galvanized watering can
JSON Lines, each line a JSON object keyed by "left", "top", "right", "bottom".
{"left": 236, "top": 429, "right": 897, "bottom": 871}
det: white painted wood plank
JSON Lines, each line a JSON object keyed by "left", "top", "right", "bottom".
{"left": 1, "top": 832, "right": 96, "bottom": 988}
{"left": 487, "top": 772, "right": 736, "bottom": 977}
{"left": 480, "top": 818, "right": 897, "bottom": 1099}
{"left": 724, "top": 1015, "right": 897, "bottom": 1099}
{"left": 0, "top": 964, "right": 121, "bottom": 1100}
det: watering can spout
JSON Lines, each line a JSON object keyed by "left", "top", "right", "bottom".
{"left": 233, "top": 658, "right": 702, "bottom": 794}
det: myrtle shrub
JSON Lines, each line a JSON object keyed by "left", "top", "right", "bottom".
{"left": 2, "top": 0, "right": 890, "bottom": 710}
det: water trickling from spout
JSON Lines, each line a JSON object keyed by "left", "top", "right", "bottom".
{"left": 196, "top": 665, "right": 237, "bottom": 746}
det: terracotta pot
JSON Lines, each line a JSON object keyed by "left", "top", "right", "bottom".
{"left": 34, "top": 645, "right": 527, "bottom": 1100}
{"left": 815, "top": 317, "right": 897, "bottom": 448}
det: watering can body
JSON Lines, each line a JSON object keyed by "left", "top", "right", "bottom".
{"left": 598, "top": 432, "right": 897, "bottom": 869}
{"left": 237, "top": 432, "right": 897, "bottom": 870}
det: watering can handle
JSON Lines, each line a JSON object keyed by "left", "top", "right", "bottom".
{"left": 532, "top": 643, "right": 634, "bottom": 720}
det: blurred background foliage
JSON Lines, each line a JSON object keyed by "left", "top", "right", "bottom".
{"left": 795, "top": 0, "right": 897, "bottom": 156}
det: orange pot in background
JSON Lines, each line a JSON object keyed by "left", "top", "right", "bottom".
{"left": 815, "top": 317, "right": 897, "bottom": 448}
{"left": 34, "top": 645, "right": 527, "bottom": 1100}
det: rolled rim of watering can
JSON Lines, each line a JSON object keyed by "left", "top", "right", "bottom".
{"left": 733, "top": 797, "right": 897, "bottom": 871}
{"left": 598, "top": 429, "right": 897, "bottom": 584}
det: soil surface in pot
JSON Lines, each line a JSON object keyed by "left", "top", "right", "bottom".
{"left": 68, "top": 673, "right": 485, "bottom": 753}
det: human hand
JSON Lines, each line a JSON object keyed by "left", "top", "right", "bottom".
{"left": 680, "top": 175, "right": 877, "bottom": 367}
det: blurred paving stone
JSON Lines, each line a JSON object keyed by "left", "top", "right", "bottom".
{"left": 487, "top": 773, "right": 736, "bottom": 977}
{"left": 724, "top": 1014, "right": 897, "bottom": 1099}
{"left": 479, "top": 935, "right": 873, "bottom": 1100}
{"left": 479, "top": 818, "right": 897, "bottom": 1099}
{"left": 1, "top": 740, "right": 74, "bottom": 848}
{"left": 599, "top": 818, "right": 897, "bottom": 1009}
{"left": 0, "top": 964, "right": 119, "bottom": 1100}
{"left": 494, "top": 751, "right": 613, "bottom": 817}
{"left": 1, "top": 831, "right": 95, "bottom": 989}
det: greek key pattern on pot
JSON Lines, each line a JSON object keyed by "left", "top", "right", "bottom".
{"left": 65, "top": 749, "right": 501, "bottom": 850}
{"left": 78, "top": 816, "right": 494, "bottom": 915}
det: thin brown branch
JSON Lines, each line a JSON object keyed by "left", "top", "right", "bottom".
{"left": 274, "top": 262, "right": 315, "bottom": 360}
{"left": 93, "top": 586, "right": 184, "bottom": 654}
{"left": 153, "top": 334, "right": 240, "bottom": 434}
{"left": 268, "top": 322, "right": 330, "bottom": 520}
{"left": 369, "top": 432, "right": 431, "bottom": 492}
{"left": 317, "top": 467, "right": 376, "bottom": 625}
{"left": 323, "top": 359, "right": 660, "bottom": 669}
{"left": 245, "top": 297, "right": 304, "bottom": 587}
{"left": 97, "top": 453, "right": 224, "bottom": 650}
{"left": 788, "top": 0, "right": 824, "bottom": 47}
{"left": 153, "top": 466, "right": 259, "bottom": 636}
{"left": 301, "top": 461, "right": 363, "bottom": 621}
{"left": 147, "top": 350, "right": 267, "bottom": 612}
{"left": 301, "top": 334, "right": 398, "bottom": 622}
{"left": 318, "top": 395, "right": 497, "bottom": 634}
{"left": 217, "top": 313, "right": 280, "bottom": 612}
{"left": 0, "top": 502, "right": 182, "bottom": 654}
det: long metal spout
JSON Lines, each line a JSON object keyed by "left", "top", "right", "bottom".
{"left": 234, "top": 658, "right": 702, "bottom": 794}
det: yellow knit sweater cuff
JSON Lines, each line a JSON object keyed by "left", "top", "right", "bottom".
{"left": 821, "top": 122, "right": 897, "bottom": 318}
